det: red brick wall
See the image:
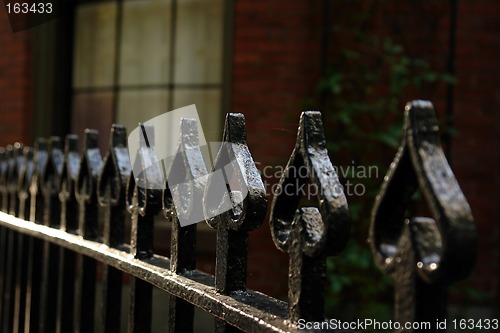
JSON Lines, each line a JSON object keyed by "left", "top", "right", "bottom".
{"left": 0, "top": 9, "right": 33, "bottom": 146}
{"left": 452, "top": 0, "right": 500, "bottom": 303}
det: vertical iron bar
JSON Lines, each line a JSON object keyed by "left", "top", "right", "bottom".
{"left": 126, "top": 124, "right": 162, "bottom": 333}
{"left": 98, "top": 125, "right": 130, "bottom": 333}
{"left": 214, "top": 226, "right": 248, "bottom": 294}
{"left": 168, "top": 218, "right": 195, "bottom": 333}
{"left": 15, "top": 146, "right": 33, "bottom": 332}
{"left": 214, "top": 224, "right": 248, "bottom": 332}
{"left": 12, "top": 144, "right": 29, "bottom": 333}
{"left": 25, "top": 138, "right": 48, "bottom": 333}
{"left": 24, "top": 236, "right": 43, "bottom": 333}
{"left": 129, "top": 271, "right": 153, "bottom": 333}
{"left": 203, "top": 114, "right": 267, "bottom": 332}
{"left": 102, "top": 262, "right": 122, "bottom": 333}
{"left": 4, "top": 143, "right": 26, "bottom": 332}
{"left": 269, "top": 112, "right": 350, "bottom": 323}
{"left": 2, "top": 222, "right": 18, "bottom": 333}
{"left": 18, "top": 147, "right": 33, "bottom": 222}
{"left": 163, "top": 119, "right": 206, "bottom": 333}
{"left": 56, "top": 247, "right": 76, "bottom": 333}
{"left": 13, "top": 232, "right": 29, "bottom": 333}
{"left": 38, "top": 137, "right": 63, "bottom": 333}
{"left": 392, "top": 222, "right": 447, "bottom": 332}
{"left": 56, "top": 135, "right": 79, "bottom": 333}
{"left": 370, "top": 102, "right": 477, "bottom": 332}
{"left": 74, "top": 130, "right": 103, "bottom": 333}
{"left": 128, "top": 182, "right": 154, "bottom": 333}
{"left": 287, "top": 212, "right": 326, "bottom": 322}
{"left": 9, "top": 143, "right": 24, "bottom": 217}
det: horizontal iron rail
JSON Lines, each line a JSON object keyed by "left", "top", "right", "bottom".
{"left": 0, "top": 211, "right": 304, "bottom": 333}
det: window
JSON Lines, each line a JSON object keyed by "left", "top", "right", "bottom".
{"left": 71, "top": 0, "right": 226, "bottom": 150}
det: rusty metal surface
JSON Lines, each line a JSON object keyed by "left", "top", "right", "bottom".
{"left": 270, "top": 111, "right": 350, "bottom": 323}
{"left": 370, "top": 100, "right": 477, "bottom": 331}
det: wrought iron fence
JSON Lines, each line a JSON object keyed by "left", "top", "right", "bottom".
{"left": 0, "top": 100, "right": 476, "bottom": 332}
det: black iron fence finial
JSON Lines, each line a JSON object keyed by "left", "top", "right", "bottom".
{"left": 270, "top": 111, "right": 350, "bottom": 323}
{"left": 370, "top": 100, "right": 477, "bottom": 328}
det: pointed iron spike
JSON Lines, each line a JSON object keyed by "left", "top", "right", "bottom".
{"left": 165, "top": 117, "right": 207, "bottom": 226}
{"left": 370, "top": 99, "right": 477, "bottom": 326}
{"left": 48, "top": 137, "right": 64, "bottom": 176}
{"left": 223, "top": 113, "right": 246, "bottom": 144}
{"left": 406, "top": 100, "right": 476, "bottom": 282}
{"left": 23, "top": 146, "right": 33, "bottom": 160}
{"left": 83, "top": 129, "right": 99, "bottom": 150}
{"left": 18, "top": 146, "right": 33, "bottom": 219}
{"left": 48, "top": 136, "right": 62, "bottom": 150}
{"left": 110, "top": 124, "right": 127, "bottom": 148}
{"left": 269, "top": 110, "right": 348, "bottom": 321}
{"left": 270, "top": 110, "right": 349, "bottom": 256}
{"left": 5, "top": 144, "right": 13, "bottom": 156}
{"left": 65, "top": 134, "right": 78, "bottom": 154}
{"left": 76, "top": 129, "right": 103, "bottom": 203}
{"left": 98, "top": 124, "right": 131, "bottom": 207}
{"left": 203, "top": 112, "right": 266, "bottom": 232}
{"left": 37, "top": 137, "right": 47, "bottom": 147}
{"left": 200, "top": 112, "right": 266, "bottom": 296}
{"left": 65, "top": 135, "right": 80, "bottom": 182}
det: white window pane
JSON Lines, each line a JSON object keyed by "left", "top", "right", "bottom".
{"left": 172, "top": 89, "right": 221, "bottom": 143}
{"left": 120, "top": 0, "right": 171, "bottom": 86}
{"left": 73, "top": 2, "right": 117, "bottom": 89}
{"left": 174, "top": 0, "right": 223, "bottom": 84}
{"left": 116, "top": 89, "right": 169, "bottom": 134}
